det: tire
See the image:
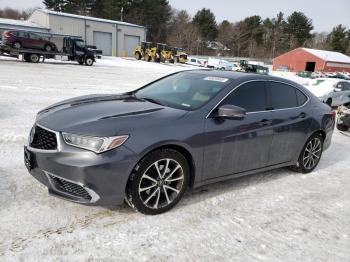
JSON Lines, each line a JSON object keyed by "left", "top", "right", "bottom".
{"left": 29, "top": 54, "right": 40, "bottom": 63}
{"left": 289, "top": 133, "right": 324, "bottom": 173}
{"left": 337, "top": 124, "right": 349, "bottom": 131}
{"left": 135, "top": 52, "right": 141, "bottom": 60}
{"left": 44, "top": 44, "right": 52, "bottom": 52}
{"left": 13, "top": 41, "right": 21, "bottom": 49}
{"left": 85, "top": 57, "right": 94, "bottom": 66}
{"left": 145, "top": 54, "right": 151, "bottom": 62}
{"left": 326, "top": 98, "right": 332, "bottom": 107}
{"left": 126, "top": 149, "right": 189, "bottom": 215}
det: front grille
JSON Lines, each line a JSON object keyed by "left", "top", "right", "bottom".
{"left": 30, "top": 125, "right": 57, "bottom": 150}
{"left": 49, "top": 175, "right": 91, "bottom": 201}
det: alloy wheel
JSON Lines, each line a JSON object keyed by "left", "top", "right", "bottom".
{"left": 138, "top": 158, "right": 184, "bottom": 209}
{"left": 302, "top": 137, "right": 322, "bottom": 170}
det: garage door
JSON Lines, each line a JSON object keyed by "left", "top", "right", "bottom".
{"left": 124, "top": 35, "right": 140, "bottom": 57}
{"left": 93, "top": 31, "right": 112, "bottom": 56}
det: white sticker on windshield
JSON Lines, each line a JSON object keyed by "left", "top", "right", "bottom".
{"left": 204, "top": 76, "right": 229, "bottom": 83}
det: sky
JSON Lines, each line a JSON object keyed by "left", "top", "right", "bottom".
{"left": 0, "top": 0, "right": 349, "bottom": 32}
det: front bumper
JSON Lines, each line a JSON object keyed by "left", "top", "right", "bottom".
{"left": 24, "top": 128, "right": 138, "bottom": 206}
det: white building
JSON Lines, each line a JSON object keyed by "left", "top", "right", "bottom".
{"left": 0, "top": 9, "right": 146, "bottom": 57}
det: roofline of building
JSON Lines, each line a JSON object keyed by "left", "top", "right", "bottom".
{"left": 302, "top": 48, "right": 350, "bottom": 64}
{"left": 274, "top": 47, "right": 350, "bottom": 64}
{"left": 0, "top": 22, "right": 49, "bottom": 31}
{"left": 35, "top": 9, "right": 146, "bottom": 29}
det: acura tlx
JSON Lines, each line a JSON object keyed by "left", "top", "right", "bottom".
{"left": 24, "top": 70, "right": 335, "bottom": 214}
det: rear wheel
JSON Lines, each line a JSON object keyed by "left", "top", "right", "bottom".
{"left": 13, "top": 41, "right": 21, "bottom": 49}
{"left": 326, "top": 98, "right": 332, "bottom": 106}
{"left": 44, "top": 44, "right": 52, "bottom": 52}
{"left": 145, "top": 54, "right": 151, "bottom": 62}
{"left": 126, "top": 149, "right": 189, "bottom": 215}
{"left": 29, "top": 53, "right": 40, "bottom": 63}
{"left": 290, "top": 133, "right": 323, "bottom": 173}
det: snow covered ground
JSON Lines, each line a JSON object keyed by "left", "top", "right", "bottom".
{"left": 0, "top": 57, "right": 349, "bottom": 261}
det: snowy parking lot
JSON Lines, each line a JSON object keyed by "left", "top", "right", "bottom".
{"left": 0, "top": 57, "right": 349, "bottom": 261}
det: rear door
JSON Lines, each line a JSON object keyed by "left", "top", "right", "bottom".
{"left": 267, "top": 81, "right": 311, "bottom": 165}
{"left": 202, "top": 81, "right": 274, "bottom": 180}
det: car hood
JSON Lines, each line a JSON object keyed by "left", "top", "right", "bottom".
{"left": 36, "top": 94, "right": 188, "bottom": 136}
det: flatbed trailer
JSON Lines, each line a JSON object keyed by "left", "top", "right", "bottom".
{"left": 0, "top": 36, "right": 97, "bottom": 66}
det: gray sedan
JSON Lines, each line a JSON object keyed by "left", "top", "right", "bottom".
{"left": 24, "top": 70, "right": 335, "bottom": 214}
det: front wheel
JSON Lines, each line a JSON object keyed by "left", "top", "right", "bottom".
{"left": 135, "top": 52, "right": 141, "bottom": 60}
{"left": 13, "top": 41, "right": 21, "bottom": 49}
{"left": 290, "top": 133, "right": 323, "bottom": 173}
{"left": 126, "top": 149, "right": 189, "bottom": 215}
{"left": 85, "top": 57, "right": 94, "bottom": 66}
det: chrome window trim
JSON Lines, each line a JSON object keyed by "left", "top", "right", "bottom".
{"left": 26, "top": 123, "right": 61, "bottom": 153}
{"left": 206, "top": 79, "right": 310, "bottom": 118}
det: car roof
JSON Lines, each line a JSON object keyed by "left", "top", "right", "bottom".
{"left": 183, "top": 69, "right": 268, "bottom": 80}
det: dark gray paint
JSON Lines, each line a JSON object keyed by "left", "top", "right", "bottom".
{"left": 26, "top": 71, "right": 335, "bottom": 205}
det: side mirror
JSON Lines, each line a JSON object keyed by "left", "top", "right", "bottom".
{"left": 216, "top": 105, "right": 246, "bottom": 119}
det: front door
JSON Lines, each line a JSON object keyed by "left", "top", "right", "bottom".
{"left": 202, "top": 81, "right": 274, "bottom": 180}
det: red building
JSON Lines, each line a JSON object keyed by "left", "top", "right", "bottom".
{"left": 273, "top": 48, "right": 350, "bottom": 72}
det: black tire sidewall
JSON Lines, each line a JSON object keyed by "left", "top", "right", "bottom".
{"left": 297, "top": 133, "right": 324, "bottom": 173}
{"left": 85, "top": 57, "right": 93, "bottom": 66}
{"left": 128, "top": 149, "right": 189, "bottom": 215}
{"left": 30, "top": 54, "right": 40, "bottom": 63}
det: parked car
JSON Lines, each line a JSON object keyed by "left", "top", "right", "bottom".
{"left": 24, "top": 71, "right": 335, "bottom": 214}
{"left": 186, "top": 57, "right": 206, "bottom": 67}
{"left": 2, "top": 30, "right": 57, "bottom": 52}
{"left": 306, "top": 79, "right": 350, "bottom": 107}
{"left": 337, "top": 101, "right": 350, "bottom": 131}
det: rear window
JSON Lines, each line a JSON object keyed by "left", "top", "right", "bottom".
{"left": 296, "top": 89, "right": 307, "bottom": 105}
{"left": 270, "top": 82, "right": 306, "bottom": 109}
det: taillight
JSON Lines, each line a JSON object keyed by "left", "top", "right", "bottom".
{"left": 330, "top": 110, "right": 336, "bottom": 118}
{"left": 3, "top": 31, "right": 12, "bottom": 38}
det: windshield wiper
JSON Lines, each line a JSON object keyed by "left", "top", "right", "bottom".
{"left": 140, "top": 97, "right": 165, "bottom": 106}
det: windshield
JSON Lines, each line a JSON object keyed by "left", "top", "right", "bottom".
{"left": 75, "top": 40, "right": 85, "bottom": 48}
{"left": 135, "top": 72, "right": 231, "bottom": 110}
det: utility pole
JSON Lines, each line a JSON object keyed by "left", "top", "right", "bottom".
{"left": 120, "top": 7, "right": 124, "bottom": 22}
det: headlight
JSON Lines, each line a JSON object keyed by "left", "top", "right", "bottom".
{"left": 62, "top": 133, "right": 128, "bottom": 153}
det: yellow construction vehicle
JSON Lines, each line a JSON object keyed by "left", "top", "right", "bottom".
{"left": 156, "top": 43, "right": 173, "bottom": 63}
{"left": 134, "top": 42, "right": 157, "bottom": 61}
{"left": 172, "top": 47, "right": 188, "bottom": 63}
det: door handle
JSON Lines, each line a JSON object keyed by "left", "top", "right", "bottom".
{"left": 259, "top": 119, "right": 272, "bottom": 126}
{"left": 299, "top": 112, "right": 306, "bottom": 118}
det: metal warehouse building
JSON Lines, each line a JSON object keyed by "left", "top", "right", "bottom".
{"left": 273, "top": 48, "right": 350, "bottom": 73}
{"left": 0, "top": 9, "right": 146, "bottom": 56}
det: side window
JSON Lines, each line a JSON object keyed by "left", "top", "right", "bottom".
{"left": 269, "top": 82, "right": 299, "bottom": 109}
{"left": 222, "top": 81, "right": 267, "bottom": 112}
{"left": 341, "top": 82, "right": 350, "bottom": 91}
{"left": 296, "top": 89, "right": 307, "bottom": 106}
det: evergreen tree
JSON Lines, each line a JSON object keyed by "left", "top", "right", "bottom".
{"left": 328, "top": 24, "right": 348, "bottom": 53}
{"left": 192, "top": 8, "right": 218, "bottom": 41}
{"left": 284, "top": 11, "right": 313, "bottom": 48}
